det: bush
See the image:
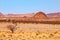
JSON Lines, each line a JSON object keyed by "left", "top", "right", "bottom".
{"left": 7, "top": 25, "right": 17, "bottom": 33}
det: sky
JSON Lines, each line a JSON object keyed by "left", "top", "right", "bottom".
{"left": 0, "top": 0, "right": 60, "bottom": 14}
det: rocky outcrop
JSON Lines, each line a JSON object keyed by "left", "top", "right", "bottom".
{"left": 33, "top": 12, "right": 48, "bottom": 18}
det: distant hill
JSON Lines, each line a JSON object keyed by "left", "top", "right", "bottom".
{"left": 6, "top": 13, "right": 34, "bottom": 17}
{"left": 6, "top": 12, "right": 60, "bottom": 18}
{"left": 0, "top": 12, "right": 60, "bottom": 18}
{"left": 0, "top": 12, "right": 4, "bottom": 17}
{"left": 47, "top": 12, "right": 60, "bottom": 18}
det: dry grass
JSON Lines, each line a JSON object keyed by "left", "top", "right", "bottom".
{"left": 0, "top": 22, "right": 60, "bottom": 40}
{"left": 0, "top": 31, "right": 60, "bottom": 40}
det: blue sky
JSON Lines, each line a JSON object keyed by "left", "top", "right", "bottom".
{"left": 0, "top": 0, "right": 60, "bottom": 14}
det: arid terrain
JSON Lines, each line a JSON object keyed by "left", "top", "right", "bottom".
{"left": 0, "top": 12, "right": 60, "bottom": 40}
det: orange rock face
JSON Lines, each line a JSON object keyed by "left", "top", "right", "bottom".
{"left": 33, "top": 12, "right": 48, "bottom": 18}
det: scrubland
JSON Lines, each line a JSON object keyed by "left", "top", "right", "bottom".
{"left": 0, "top": 22, "right": 60, "bottom": 40}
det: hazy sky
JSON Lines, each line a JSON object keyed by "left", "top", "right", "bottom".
{"left": 0, "top": 0, "right": 60, "bottom": 14}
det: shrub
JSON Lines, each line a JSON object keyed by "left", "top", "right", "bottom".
{"left": 7, "top": 25, "right": 17, "bottom": 33}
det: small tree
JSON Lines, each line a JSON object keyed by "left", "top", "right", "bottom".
{"left": 7, "top": 25, "right": 17, "bottom": 33}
